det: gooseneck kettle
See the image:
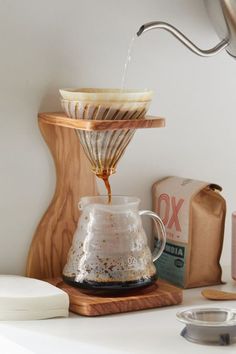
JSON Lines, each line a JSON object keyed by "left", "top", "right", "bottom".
{"left": 137, "top": 0, "right": 236, "bottom": 58}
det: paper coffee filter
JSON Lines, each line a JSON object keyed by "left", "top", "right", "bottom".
{"left": 60, "top": 88, "right": 153, "bottom": 102}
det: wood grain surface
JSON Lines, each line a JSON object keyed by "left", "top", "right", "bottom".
{"left": 26, "top": 117, "right": 98, "bottom": 279}
{"left": 38, "top": 112, "right": 166, "bottom": 131}
{"left": 48, "top": 278, "right": 183, "bottom": 316}
{"left": 201, "top": 289, "right": 236, "bottom": 300}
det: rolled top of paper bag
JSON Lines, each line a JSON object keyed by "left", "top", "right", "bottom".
{"left": 59, "top": 88, "right": 153, "bottom": 102}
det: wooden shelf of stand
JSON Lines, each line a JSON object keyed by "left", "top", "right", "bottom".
{"left": 38, "top": 112, "right": 165, "bottom": 131}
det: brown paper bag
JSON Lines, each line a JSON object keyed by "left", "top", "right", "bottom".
{"left": 152, "top": 176, "right": 226, "bottom": 288}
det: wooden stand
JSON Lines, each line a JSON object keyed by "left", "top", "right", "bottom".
{"left": 26, "top": 113, "right": 165, "bottom": 279}
{"left": 27, "top": 112, "right": 182, "bottom": 316}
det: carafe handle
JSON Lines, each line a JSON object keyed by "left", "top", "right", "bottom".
{"left": 139, "top": 210, "right": 166, "bottom": 262}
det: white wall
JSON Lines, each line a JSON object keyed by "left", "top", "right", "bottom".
{"left": 0, "top": 0, "right": 235, "bottom": 275}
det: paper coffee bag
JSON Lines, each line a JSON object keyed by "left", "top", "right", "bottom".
{"left": 153, "top": 177, "right": 226, "bottom": 288}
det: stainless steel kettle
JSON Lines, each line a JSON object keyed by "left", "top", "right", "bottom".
{"left": 137, "top": 0, "right": 236, "bottom": 58}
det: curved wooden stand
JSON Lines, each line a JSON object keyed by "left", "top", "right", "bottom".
{"left": 26, "top": 112, "right": 165, "bottom": 280}
{"left": 26, "top": 115, "right": 98, "bottom": 279}
{"left": 26, "top": 113, "right": 183, "bottom": 316}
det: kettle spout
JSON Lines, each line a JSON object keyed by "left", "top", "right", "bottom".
{"left": 136, "top": 21, "right": 229, "bottom": 57}
{"left": 137, "top": 25, "right": 145, "bottom": 37}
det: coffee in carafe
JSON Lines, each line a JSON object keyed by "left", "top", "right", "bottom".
{"left": 62, "top": 196, "right": 166, "bottom": 292}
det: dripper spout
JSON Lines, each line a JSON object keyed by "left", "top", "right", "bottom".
{"left": 137, "top": 21, "right": 229, "bottom": 57}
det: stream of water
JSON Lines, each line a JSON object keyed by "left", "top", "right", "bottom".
{"left": 120, "top": 35, "right": 136, "bottom": 90}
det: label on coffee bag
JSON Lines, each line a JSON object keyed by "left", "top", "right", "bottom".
{"left": 156, "top": 241, "right": 186, "bottom": 286}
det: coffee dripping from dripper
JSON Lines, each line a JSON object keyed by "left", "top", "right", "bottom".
{"left": 60, "top": 88, "right": 167, "bottom": 292}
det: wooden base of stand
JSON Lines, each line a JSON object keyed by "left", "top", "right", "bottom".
{"left": 48, "top": 278, "right": 182, "bottom": 317}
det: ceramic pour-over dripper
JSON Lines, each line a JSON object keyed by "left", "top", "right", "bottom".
{"left": 60, "top": 88, "right": 153, "bottom": 177}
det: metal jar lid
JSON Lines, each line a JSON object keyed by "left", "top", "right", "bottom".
{"left": 177, "top": 307, "right": 236, "bottom": 346}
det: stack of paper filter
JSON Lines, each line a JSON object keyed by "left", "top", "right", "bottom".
{"left": 0, "top": 275, "right": 69, "bottom": 320}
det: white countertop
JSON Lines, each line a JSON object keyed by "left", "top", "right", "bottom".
{"left": 0, "top": 268, "right": 236, "bottom": 354}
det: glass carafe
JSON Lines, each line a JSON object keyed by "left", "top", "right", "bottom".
{"left": 63, "top": 196, "right": 166, "bottom": 292}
